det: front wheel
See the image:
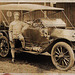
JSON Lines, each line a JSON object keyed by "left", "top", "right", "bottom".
{"left": 0, "top": 36, "right": 9, "bottom": 57}
{"left": 51, "top": 42, "right": 74, "bottom": 70}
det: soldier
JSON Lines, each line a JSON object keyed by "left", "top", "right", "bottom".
{"left": 9, "top": 12, "right": 29, "bottom": 62}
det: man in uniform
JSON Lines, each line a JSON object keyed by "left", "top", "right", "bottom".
{"left": 9, "top": 12, "right": 29, "bottom": 62}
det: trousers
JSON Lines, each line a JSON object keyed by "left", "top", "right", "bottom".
{"left": 10, "top": 34, "right": 25, "bottom": 60}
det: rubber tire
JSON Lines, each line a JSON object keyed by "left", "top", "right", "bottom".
{"left": 0, "top": 36, "right": 9, "bottom": 57}
{"left": 51, "top": 42, "right": 74, "bottom": 70}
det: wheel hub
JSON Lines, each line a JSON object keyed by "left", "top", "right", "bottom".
{"left": 59, "top": 52, "right": 64, "bottom": 58}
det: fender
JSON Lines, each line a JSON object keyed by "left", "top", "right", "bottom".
{"left": 43, "top": 38, "right": 73, "bottom": 54}
{"left": 0, "top": 30, "right": 8, "bottom": 39}
{"left": 0, "top": 33, "right": 3, "bottom": 36}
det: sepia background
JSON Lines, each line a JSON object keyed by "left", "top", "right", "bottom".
{"left": 0, "top": 0, "right": 75, "bottom": 73}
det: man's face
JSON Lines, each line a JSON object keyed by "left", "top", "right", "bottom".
{"left": 14, "top": 15, "right": 19, "bottom": 20}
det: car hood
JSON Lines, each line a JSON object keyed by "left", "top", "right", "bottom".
{"left": 41, "top": 18, "right": 66, "bottom": 28}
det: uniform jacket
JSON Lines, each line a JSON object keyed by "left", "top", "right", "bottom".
{"left": 9, "top": 20, "right": 29, "bottom": 41}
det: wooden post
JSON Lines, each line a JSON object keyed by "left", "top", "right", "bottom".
{"left": 44, "top": 2, "right": 47, "bottom": 18}
{"left": 50, "top": 2, "right": 56, "bottom": 7}
{"left": 21, "top": 10, "right": 23, "bottom": 21}
{"left": 50, "top": 2, "right": 54, "bottom": 7}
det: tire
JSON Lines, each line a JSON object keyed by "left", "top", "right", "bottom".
{"left": 51, "top": 42, "right": 74, "bottom": 70}
{"left": 0, "top": 36, "right": 9, "bottom": 57}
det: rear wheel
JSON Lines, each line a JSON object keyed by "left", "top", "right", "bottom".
{"left": 51, "top": 42, "right": 74, "bottom": 70}
{"left": 0, "top": 36, "right": 9, "bottom": 57}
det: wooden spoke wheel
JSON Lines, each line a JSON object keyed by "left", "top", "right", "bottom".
{"left": 51, "top": 42, "right": 74, "bottom": 70}
{"left": 0, "top": 36, "right": 9, "bottom": 57}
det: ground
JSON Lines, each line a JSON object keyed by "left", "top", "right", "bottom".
{"left": 0, "top": 52, "right": 75, "bottom": 73}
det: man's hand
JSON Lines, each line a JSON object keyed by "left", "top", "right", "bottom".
{"left": 10, "top": 40, "right": 13, "bottom": 43}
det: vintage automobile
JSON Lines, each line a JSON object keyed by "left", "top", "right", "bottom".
{"left": 0, "top": 4, "right": 75, "bottom": 70}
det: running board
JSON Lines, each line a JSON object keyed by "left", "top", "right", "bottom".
{"left": 15, "top": 48, "right": 51, "bottom": 56}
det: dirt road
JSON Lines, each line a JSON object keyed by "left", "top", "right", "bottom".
{"left": 0, "top": 52, "right": 75, "bottom": 73}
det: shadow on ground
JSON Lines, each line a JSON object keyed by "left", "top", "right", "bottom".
{"left": 16, "top": 52, "right": 56, "bottom": 71}
{"left": 0, "top": 52, "right": 56, "bottom": 71}
{"left": 0, "top": 52, "right": 75, "bottom": 73}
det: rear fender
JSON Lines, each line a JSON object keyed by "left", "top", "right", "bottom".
{"left": 0, "top": 31, "right": 8, "bottom": 38}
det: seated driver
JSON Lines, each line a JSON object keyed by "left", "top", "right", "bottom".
{"left": 9, "top": 12, "right": 29, "bottom": 62}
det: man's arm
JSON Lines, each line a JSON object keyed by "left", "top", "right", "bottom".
{"left": 21, "top": 22, "right": 29, "bottom": 33}
{"left": 9, "top": 24, "right": 13, "bottom": 42}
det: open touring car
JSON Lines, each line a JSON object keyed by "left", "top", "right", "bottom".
{"left": 0, "top": 4, "right": 75, "bottom": 70}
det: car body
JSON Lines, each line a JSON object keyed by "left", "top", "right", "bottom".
{"left": 0, "top": 4, "right": 75, "bottom": 70}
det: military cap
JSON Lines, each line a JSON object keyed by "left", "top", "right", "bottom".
{"left": 13, "top": 12, "right": 20, "bottom": 16}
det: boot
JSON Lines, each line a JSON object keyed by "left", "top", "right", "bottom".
{"left": 12, "top": 58, "right": 15, "bottom": 63}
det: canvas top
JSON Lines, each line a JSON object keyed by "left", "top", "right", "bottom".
{"left": 0, "top": 4, "right": 64, "bottom": 11}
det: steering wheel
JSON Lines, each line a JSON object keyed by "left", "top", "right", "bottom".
{"left": 32, "top": 19, "right": 44, "bottom": 28}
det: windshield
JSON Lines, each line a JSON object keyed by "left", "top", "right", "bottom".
{"left": 23, "top": 10, "right": 74, "bottom": 28}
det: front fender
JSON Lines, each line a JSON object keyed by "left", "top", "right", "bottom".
{"left": 44, "top": 38, "right": 73, "bottom": 54}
